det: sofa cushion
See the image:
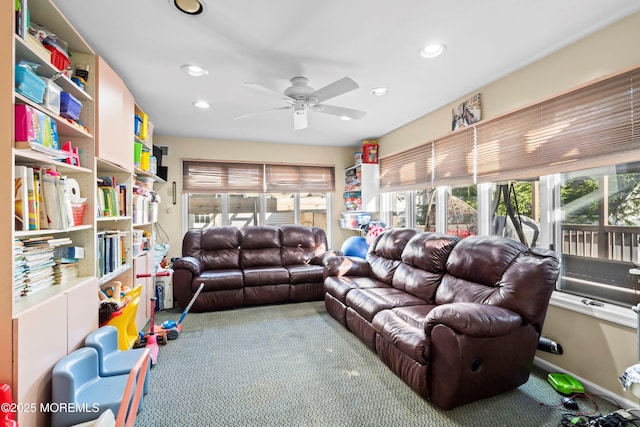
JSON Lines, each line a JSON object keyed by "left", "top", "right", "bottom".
{"left": 182, "top": 226, "right": 241, "bottom": 270}
{"left": 240, "top": 226, "right": 282, "bottom": 268}
{"left": 324, "top": 276, "right": 389, "bottom": 304}
{"left": 345, "top": 287, "right": 426, "bottom": 323}
{"left": 198, "top": 269, "right": 244, "bottom": 291}
{"left": 366, "top": 228, "right": 418, "bottom": 285}
{"left": 286, "top": 264, "right": 324, "bottom": 285}
{"left": 437, "top": 235, "right": 558, "bottom": 329}
{"left": 280, "top": 225, "right": 323, "bottom": 266}
{"left": 243, "top": 266, "right": 290, "bottom": 286}
{"left": 392, "top": 233, "right": 460, "bottom": 303}
{"left": 373, "top": 305, "right": 436, "bottom": 364}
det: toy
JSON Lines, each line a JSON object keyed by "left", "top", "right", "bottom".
{"left": 341, "top": 236, "right": 369, "bottom": 259}
{"left": 161, "top": 283, "right": 204, "bottom": 340}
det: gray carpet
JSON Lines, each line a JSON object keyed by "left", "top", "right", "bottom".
{"left": 134, "top": 301, "right": 618, "bottom": 426}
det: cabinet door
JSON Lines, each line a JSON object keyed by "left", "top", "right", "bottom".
{"left": 66, "top": 278, "right": 99, "bottom": 353}
{"left": 13, "top": 294, "right": 68, "bottom": 427}
{"left": 96, "top": 57, "right": 134, "bottom": 170}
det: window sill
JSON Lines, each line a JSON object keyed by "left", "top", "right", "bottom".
{"left": 549, "top": 291, "right": 637, "bottom": 329}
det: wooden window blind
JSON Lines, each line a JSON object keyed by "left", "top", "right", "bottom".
{"left": 265, "top": 164, "right": 335, "bottom": 192}
{"left": 379, "top": 142, "right": 434, "bottom": 192}
{"left": 476, "top": 68, "right": 640, "bottom": 183}
{"left": 182, "top": 161, "right": 264, "bottom": 193}
{"left": 182, "top": 161, "right": 335, "bottom": 193}
{"left": 380, "top": 66, "right": 639, "bottom": 190}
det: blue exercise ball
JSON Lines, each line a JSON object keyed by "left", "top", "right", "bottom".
{"left": 341, "top": 236, "right": 369, "bottom": 259}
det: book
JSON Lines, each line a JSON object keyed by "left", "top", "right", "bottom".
{"left": 26, "top": 166, "right": 38, "bottom": 230}
{"left": 34, "top": 168, "right": 49, "bottom": 229}
{"left": 14, "top": 165, "right": 29, "bottom": 231}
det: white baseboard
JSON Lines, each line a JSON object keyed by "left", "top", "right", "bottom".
{"left": 534, "top": 356, "right": 639, "bottom": 410}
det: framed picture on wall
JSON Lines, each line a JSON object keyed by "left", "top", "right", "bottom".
{"left": 452, "top": 93, "right": 481, "bottom": 131}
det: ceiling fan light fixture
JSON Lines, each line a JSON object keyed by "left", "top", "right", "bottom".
{"left": 192, "top": 100, "right": 210, "bottom": 109}
{"left": 181, "top": 64, "right": 208, "bottom": 77}
{"left": 370, "top": 87, "right": 389, "bottom": 96}
{"left": 173, "top": 0, "right": 204, "bottom": 15}
{"left": 420, "top": 43, "right": 446, "bottom": 59}
{"left": 339, "top": 115, "right": 352, "bottom": 121}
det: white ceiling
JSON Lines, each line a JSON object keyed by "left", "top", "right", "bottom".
{"left": 52, "top": 0, "right": 640, "bottom": 148}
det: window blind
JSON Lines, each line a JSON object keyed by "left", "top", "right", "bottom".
{"left": 265, "top": 164, "right": 335, "bottom": 192}
{"left": 476, "top": 68, "right": 640, "bottom": 183}
{"left": 379, "top": 66, "right": 640, "bottom": 190}
{"left": 379, "top": 142, "right": 434, "bottom": 192}
{"left": 182, "top": 161, "right": 264, "bottom": 193}
{"left": 182, "top": 161, "right": 335, "bottom": 193}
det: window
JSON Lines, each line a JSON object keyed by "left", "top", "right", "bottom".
{"left": 557, "top": 162, "right": 640, "bottom": 307}
{"left": 415, "top": 189, "right": 436, "bottom": 231}
{"left": 448, "top": 185, "right": 477, "bottom": 238}
{"left": 490, "top": 180, "right": 540, "bottom": 248}
{"left": 183, "top": 161, "right": 333, "bottom": 235}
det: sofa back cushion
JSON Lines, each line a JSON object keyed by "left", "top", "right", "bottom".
{"left": 240, "top": 226, "right": 282, "bottom": 268}
{"left": 366, "top": 228, "right": 418, "bottom": 284}
{"left": 436, "top": 235, "right": 560, "bottom": 330}
{"left": 182, "top": 226, "right": 241, "bottom": 270}
{"left": 280, "top": 225, "right": 327, "bottom": 266}
{"left": 393, "top": 232, "right": 460, "bottom": 302}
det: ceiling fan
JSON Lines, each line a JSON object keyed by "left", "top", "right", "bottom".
{"left": 234, "top": 76, "right": 367, "bottom": 130}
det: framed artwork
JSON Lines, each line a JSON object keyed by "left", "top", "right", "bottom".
{"left": 452, "top": 93, "right": 481, "bottom": 131}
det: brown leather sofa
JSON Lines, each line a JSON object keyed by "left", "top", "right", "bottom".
{"left": 173, "top": 225, "right": 334, "bottom": 312}
{"left": 324, "top": 228, "right": 560, "bottom": 409}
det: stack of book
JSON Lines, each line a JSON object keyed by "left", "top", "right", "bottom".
{"left": 53, "top": 245, "right": 84, "bottom": 285}
{"left": 13, "top": 239, "right": 27, "bottom": 301}
{"left": 15, "top": 236, "right": 77, "bottom": 298}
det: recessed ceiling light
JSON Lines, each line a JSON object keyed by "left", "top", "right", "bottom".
{"left": 173, "top": 0, "right": 204, "bottom": 15}
{"left": 420, "top": 43, "right": 446, "bottom": 59}
{"left": 370, "top": 87, "right": 389, "bottom": 96}
{"left": 193, "top": 100, "right": 210, "bottom": 109}
{"left": 339, "top": 116, "right": 352, "bottom": 121}
{"left": 181, "top": 64, "right": 208, "bottom": 77}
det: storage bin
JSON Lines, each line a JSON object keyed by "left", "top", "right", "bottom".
{"left": 60, "top": 91, "right": 82, "bottom": 121}
{"left": 140, "top": 151, "right": 150, "bottom": 171}
{"left": 42, "top": 79, "right": 62, "bottom": 115}
{"left": 134, "top": 142, "right": 143, "bottom": 166}
{"left": 44, "top": 42, "right": 70, "bottom": 72}
{"left": 15, "top": 64, "right": 46, "bottom": 103}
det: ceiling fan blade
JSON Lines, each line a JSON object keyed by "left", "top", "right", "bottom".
{"left": 234, "top": 105, "right": 291, "bottom": 120}
{"left": 242, "top": 82, "right": 292, "bottom": 101}
{"left": 293, "top": 106, "right": 308, "bottom": 130}
{"left": 313, "top": 104, "right": 367, "bottom": 120}
{"left": 310, "top": 77, "right": 359, "bottom": 103}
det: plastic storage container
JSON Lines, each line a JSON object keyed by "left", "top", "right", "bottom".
{"left": 43, "top": 79, "right": 62, "bottom": 115}
{"left": 15, "top": 65, "right": 46, "bottom": 103}
{"left": 44, "top": 42, "right": 70, "bottom": 72}
{"left": 60, "top": 92, "right": 82, "bottom": 121}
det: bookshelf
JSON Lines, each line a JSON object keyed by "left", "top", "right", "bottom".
{"left": 8, "top": 0, "right": 99, "bottom": 424}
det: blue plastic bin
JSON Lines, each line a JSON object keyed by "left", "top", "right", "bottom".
{"left": 15, "top": 65, "right": 46, "bottom": 103}
{"left": 60, "top": 91, "right": 82, "bottom": 121}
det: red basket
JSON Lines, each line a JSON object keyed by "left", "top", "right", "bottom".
{"left": 44, "top": 44, "right": 70, "bottom": 72}
{"left": 71, "top": 203, "right": 86, "bottom": 226}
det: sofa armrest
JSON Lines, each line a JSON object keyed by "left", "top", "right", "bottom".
{"left": 313, "top": 249, "right": 343, "bottom": 266}
{"left": 172, "top": 256, "right": 203, "bottom": 276}
{"left": 323, "top": 255, "right": 370, "bottom": 277}
{"left": 425, "top": 302, "right": 522, "bottom": 338}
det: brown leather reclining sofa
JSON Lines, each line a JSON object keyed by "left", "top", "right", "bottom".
{"left": 173, "top": 225, "right": 334, "bottom": 312}
{"left": 323, "top": 228, "right": 560, "bottom": 409}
